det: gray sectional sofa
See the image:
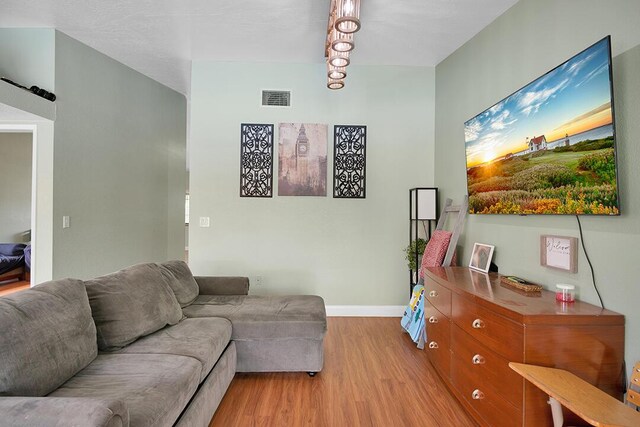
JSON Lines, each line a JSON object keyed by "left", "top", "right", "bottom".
{"left": 0, "top": 260, "right": 327, "bottom": 426}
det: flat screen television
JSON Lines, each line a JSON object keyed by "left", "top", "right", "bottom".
{"left": 464, "top": 36, "right": 619, "bottom": 215}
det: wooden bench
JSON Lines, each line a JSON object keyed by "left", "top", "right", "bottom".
{"left": 509, "top": 362, "right": 640, "bottom": 427}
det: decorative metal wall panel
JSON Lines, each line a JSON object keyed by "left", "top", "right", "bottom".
{"left": 333, "top": 125, "right": 366, "bottom": 198}
{"left": 240, "top": 123, "right": 274, "bottom": 197}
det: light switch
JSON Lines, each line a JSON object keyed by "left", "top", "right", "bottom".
{"left": 62, "top": 215, "right": 70, "bottom": 229}
{"left": 199, "top": 216, "right": 210, "bottom": 227}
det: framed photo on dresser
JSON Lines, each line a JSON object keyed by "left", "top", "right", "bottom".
{"left": 468, "top": 242, "right": 494, "bottom": 273}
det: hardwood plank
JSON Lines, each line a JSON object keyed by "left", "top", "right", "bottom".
{"left": 0, "top": 280, "right": 30, "bottom": 297}
{"left": 510, "top": 362, "right": 640, "bottom": 427}
{"left": 210, "top": 317, "right": 476, "bottom": 427}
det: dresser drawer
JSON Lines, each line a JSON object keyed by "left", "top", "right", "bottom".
{"left": 452, "top": 293, "right": 524, "bottom": 361}
{"left": 425, "top": 303, "right": 450, "bottom": 377}
{"left": 451, "top": 324, "right": 523, "bottom": 408}
{"left": 451, "top": 355, "right": 522, "bottom": 427}
{"left": 424, "top": 278, "right": 452, "bottom": 317}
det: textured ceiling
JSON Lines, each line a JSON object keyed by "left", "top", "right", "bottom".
{"left": 0, "top": 0, "right": 519, "bottom": 95}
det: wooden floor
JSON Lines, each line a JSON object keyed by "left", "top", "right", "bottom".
{"left": 210, "top": 317, "right": 476, "bottom": 427}
{"left": 0, "top": 280, "right": 30, "bottom": 297}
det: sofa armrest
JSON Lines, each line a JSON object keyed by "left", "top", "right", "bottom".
{"left": 194, "top": 276, "right": 249, "bottom": 295}
{"left": 0, "top": 397, "right": 129, "bottom": 427}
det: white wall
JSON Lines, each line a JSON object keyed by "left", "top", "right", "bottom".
{"left": 189, "top": 62, "right": 434, "bottom": 305}
{"left": 435, "top": 0, "right": 640, "bottom": 374}
{"left": 0, "top": 132, "right": 32, "bottom": 242}
{"left": 52, "top": 32, "right": 187, "bottom": 279}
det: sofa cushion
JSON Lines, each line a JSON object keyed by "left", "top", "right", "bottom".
{"left": 49, "top": 353, "right": 200, "bottom": 427}
{"left": 84, "top": 263, "right": 183, "bottom": 351}
{"left": 0, "top": 279, "right": 97, "bottom": 396}
{"left": 0, "top": 397, "right": 129, "bottom": 427}
{"left": 183, "top": 295, "right": 327, "bottom": 340}
{"left": 158, "top": 260, "right": 199, "bottom": 307}
{"left": 114, "top": 317, "right": 232, "bottom": 382}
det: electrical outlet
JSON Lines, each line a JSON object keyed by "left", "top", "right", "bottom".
{"left": 62, "top": 215, "right": 70, "bottom": 229}
{"left": 255, "top": 276, "right": 263, "bottom": 286}
{"left": 199, "top": 216, "right": 210, "bottom": 227}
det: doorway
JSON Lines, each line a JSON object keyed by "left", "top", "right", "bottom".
{"left": 0, "top": 131, "right": 33, "bottom": 295}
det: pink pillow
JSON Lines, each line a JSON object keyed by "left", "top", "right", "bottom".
{"left": 419, "top": 230, "right": 453, "bottom": 278}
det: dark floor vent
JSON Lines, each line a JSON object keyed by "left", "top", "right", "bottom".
{"left": 262, "top": 90, "right": 291, "bottom": 107}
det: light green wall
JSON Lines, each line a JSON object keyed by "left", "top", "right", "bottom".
{"left": 0, "top": 132, "right": 32, "bottom": 242}
{"left": 0, "top": 28, "right": 55, "bottom": 91}
{"left": 189, "top": 62, "right": 434, "bottom": 305}
{"left": 52, "top": 32, "right": 187, "bottom": 279}
{"left": 435, "top": 0, "right": 640, "bottom": 372}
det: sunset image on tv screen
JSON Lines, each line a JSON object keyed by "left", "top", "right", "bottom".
{"left": 464, "top": 37, "right": 619, "bottom": 215}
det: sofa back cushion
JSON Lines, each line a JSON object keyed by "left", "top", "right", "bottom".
{"left": 84, "top": 263, "right": 183, "bottom": 351}
{"left": 0, "top": 279, "right": 97, "bottom": 396}
{"left": 158, "top": 260, "right": 199, "bottom": 307}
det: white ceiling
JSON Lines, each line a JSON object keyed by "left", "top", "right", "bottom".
{"left": 0, "top": 0, "right": 519, "bottom": 95}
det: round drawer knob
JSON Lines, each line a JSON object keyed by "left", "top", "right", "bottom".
{"left": 428, "top": 341, "right": 439, "bottom": 349}
{"left": 428, "top": 316, "right": 438, "bottom": 324}
{"left": 429, "top": 290, "right": 438, "bottom": 298}
{"left": 472, "top": 389, "right": 485, "bottom": 400}
{"left": 472, "top": 354, "right": 485, "bottom": 365}
{"left": 472, "top": 318, "right": 485, "bottom": 329}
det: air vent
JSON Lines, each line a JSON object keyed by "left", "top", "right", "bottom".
{"left": 262, "top": 90, "right": 291, "bottom": 107}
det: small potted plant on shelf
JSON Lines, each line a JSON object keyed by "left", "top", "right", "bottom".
{"left": 404, "top": 238, "right": 427, "bottom": 276}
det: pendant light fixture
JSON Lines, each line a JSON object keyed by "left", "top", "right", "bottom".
{"left": 327, "top": 80, "right": 345, "bottom": 90}
{"left": 329, "top": 50, "right": 350, "bottom": 67}
{"left": 335, "top": 0, "right": 361, "bottom": 34}
{"left": 324, "top": 0, "right": 362, "bottom": 90}
{"left": 327, "top": 63, "right": 347, "bottom": 80}
{"left": 329, "top": 29, "right": 354, "bottom": 53}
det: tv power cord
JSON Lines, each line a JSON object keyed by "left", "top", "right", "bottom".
{"left": 576, "top": 215, "right": 604, "bottom": 309}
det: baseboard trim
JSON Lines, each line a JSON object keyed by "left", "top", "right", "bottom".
{"left": 325, "top": 305, "right": 404, "bottom": 317}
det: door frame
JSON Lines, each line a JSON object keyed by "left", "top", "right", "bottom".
{"left": 0, "top": 124, "right": 39, "bottom": 285}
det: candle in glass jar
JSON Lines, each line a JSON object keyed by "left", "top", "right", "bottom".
{"left": 555, "top": 284, "right": 575, "bottom": 303}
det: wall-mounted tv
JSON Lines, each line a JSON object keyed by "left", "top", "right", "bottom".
{"left": 464, "top": 36, "right": 619, "bottom": 215}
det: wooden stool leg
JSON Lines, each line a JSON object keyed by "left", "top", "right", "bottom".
{"left": 548, "top": 397, "right": 564, "bottom": 427}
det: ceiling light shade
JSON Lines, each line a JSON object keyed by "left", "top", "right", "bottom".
{"left": 327, "top": 63, "right": 347, "bottom": 80}
{"left": 328, "top": 68, "right": 346, "bottom": 80}
{"left": 335, "top": 0, "right": 361, "bottom": 34}
{"left": 330, "top": 29, "right": 354, "bottom": 53}
{"left": 327, "top": 79, "right": 345, "bottom": 90}
{"left": 329, "top": 50, "right": 350, "bottom": 67}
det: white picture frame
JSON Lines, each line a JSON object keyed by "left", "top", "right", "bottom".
{"left": 469, "top": 243, "right": 495, "bottom": 273}
{"left": 540, "top": 235, "right": 578, "bottom": 273}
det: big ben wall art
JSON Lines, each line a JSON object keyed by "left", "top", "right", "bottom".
{"left": 278, "top": 123, "right": 328, "bottom": 196}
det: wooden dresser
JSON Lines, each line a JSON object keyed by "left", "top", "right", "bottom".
{"left": 423, "top": 267, "right": 625, "bottom": 427}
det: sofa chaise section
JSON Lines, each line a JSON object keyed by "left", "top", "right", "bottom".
{"left": 176, "top": 271, "right": 327, "bottom": 374}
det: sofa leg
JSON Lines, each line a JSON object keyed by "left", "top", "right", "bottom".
{"left": 307, "top": 372, "right": 317, "bottom": 377}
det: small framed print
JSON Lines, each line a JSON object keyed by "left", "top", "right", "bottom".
{"left": 469, "top": 243, "right": 495, "bottom": 273}
{"left": 540, "top": 235, "right": 578, "bottom": 273}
